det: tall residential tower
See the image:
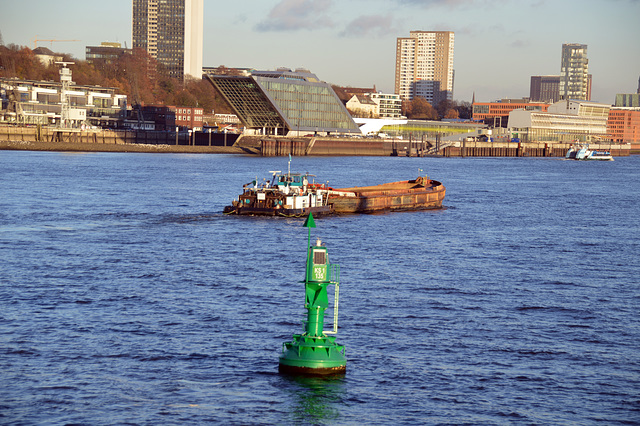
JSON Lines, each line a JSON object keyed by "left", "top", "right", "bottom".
{"left": 394, "top": 31, "right": 454, "bottom": 105}
{"left": 132, "top": 0, "right": 203, "bottom": 79}
{"left": 559, "top": 43, "right": 589, "bottom": 100}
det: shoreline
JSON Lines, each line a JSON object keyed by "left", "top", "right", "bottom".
{"left": 1, "top": 138, "right": 636, "bottom": 157}
{"left": 0, "top": 139, "right": 254, "bottom": 155}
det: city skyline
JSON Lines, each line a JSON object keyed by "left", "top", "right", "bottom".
{"left": 1, "top": 0, "right": 639, "bottom": 104}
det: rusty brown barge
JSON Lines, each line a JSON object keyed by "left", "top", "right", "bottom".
{"left": 328, "top": 176, "right": 445, "bottom": 213}
{"left": 223, "top": 171, "right": 445, "bottom": 216}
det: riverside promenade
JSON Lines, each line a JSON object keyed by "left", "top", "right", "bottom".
{"left": 0, "top": 125, "right": 631, "bottom": 157}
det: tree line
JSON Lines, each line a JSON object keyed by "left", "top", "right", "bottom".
{"left": 0, "top": 43, "right": 233, "bottom": 114}
{"left": 402, "top": 97, "right": 472, "bottom": 121}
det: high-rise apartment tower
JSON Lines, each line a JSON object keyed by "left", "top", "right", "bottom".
{"left": 394, "top": 31, "right": 454, "bottom": 105}
{"left": 132, "top": 0, "right": 203, "bottom": 79}
{"left": 559, "top": 43, "right": 589, "bottom": 100}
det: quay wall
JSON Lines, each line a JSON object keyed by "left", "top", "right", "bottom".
{"left": 0, "top": 125, "right": 632, "bottom": 157}
{"left": 259, "top": 137, "right": 630, "bottom": 158}
{"left": 0, "top": 125, "right": 247, "bottom": 154}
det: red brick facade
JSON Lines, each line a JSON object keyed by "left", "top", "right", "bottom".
{"left": 171, "top": 106, "right": 204, "bottom": 130}
{"left": 472, "top": 101, "right": 550, "bottom": 121}
{"left": 607, "top": 109, "right": 640, "bottom": 147}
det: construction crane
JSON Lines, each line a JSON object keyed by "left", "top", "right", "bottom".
{"left": 32, "top": 37, "right": 80, "bottom": 49}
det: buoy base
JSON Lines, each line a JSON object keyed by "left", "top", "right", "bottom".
{"left": 279, "top": 363, "right": 346, "bottom": 376}
{"left": 279, "top": 334, "right": 346, "bottom": 376}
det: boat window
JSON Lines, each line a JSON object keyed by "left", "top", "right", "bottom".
{"left": 313, "top": 250, "right": 326, "bottom": 265}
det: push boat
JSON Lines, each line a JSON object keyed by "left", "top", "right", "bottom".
{"left": 566, "top": 143, "right": 614, "bottom": 161}
{"left": 223, "top": 171, "right": 446, "bottom": 216}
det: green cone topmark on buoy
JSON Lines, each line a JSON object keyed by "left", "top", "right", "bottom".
{"left": 279, "top": 213, "right": 347, "bottom": 375}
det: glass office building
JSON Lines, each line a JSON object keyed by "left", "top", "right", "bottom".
{"left": 508, "top": 100, "right": 609, "bottom": 142}
{"left": 206, "top": 69, "right": 360, "bottom": 136}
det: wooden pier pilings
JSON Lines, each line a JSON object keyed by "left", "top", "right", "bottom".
{"left": 444, "top": 142, "right": 571, "bottom": 158}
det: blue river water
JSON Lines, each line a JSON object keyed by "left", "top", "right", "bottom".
{"left": 1, "top": 151, "right": 639, "bottom": 425}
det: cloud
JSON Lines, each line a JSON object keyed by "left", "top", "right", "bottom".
{"left": 255, "top": 0, "right": 335, "bottom": 32}
{"left": 340, "top": 14, "right": 398, "bottom": 38}
{"left": 510, "top": 39, "right": 531, "bottom": 48}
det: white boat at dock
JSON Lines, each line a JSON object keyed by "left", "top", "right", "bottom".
{"left": 566, "top": 144, "right": 614, "bottom": 161}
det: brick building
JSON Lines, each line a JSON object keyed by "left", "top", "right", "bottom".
{"left": 172, "top": 106, "right": 203, "bottom": 130}
{"left": 472, "top": 99, "right": 550, "bottom": 126}
{"left": 607, "top": 108, "right": 640, "bottom": 147}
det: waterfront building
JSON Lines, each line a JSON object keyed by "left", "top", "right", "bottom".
{"left": 394, "top": 31, "right": 455, "bottom": 105}
{"left": 559, "top": 43, "right": 590, "bottom": 100}
{"left": 202, "top": 112, "right": 240, "bottom": 127}
{"left": 205, "top": 68, "right": 360, "bottom": 136}
{"left": 0, "top": 77, "right": 126, "bottom": 127}
{"left": 354, "top": 117, "right": 483, "bottom": 140}
{"left": 132, "top": 0, "right": 203, "bottom": 79}
{"left": 508, "top": 100, "right": 610, "bottom": 143}
{"left": 122, "top": 105, "right": 202, "bottom": 131}
{"left": 607, "top": 108, "right": 640, "bottom": 145}
{"left": 173, "top": 106, "right": 203, "bottom": 130}
{"left": 472, "top": 99, "right": 550, "bottom": 126}
{"left": 530, "top": 76, "right": 560, "bottom": 103}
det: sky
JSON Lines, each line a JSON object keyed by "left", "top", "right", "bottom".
{"left": 1, "top": 0, "right": 639, "bottom": 104}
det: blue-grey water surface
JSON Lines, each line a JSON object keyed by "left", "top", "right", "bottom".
{"left": 1, "top": 151, "right": 639, "bottom": 425}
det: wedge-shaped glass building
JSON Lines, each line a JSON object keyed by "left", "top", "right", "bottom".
{"left": 205, "top": 69, "right": 360, "bottom": 136}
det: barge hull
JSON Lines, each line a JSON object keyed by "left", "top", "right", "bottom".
{"left": 224, "top": 205, "right": 334, "bottom": 217}
{"left": 328, "top": 180, "right": 446, "bottom": 214}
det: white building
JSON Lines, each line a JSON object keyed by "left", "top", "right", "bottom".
{"left": 346, "top": 93, "right": 402, "bottom": 119}
{"left": 346, "top": 95, "right": 378, "bottom": 118}
{"left": 183, "top": 0, "right": 203, "bottom": 79}
{"left": 1, "top": 78, "right": 127, "bottom": 127}
{"left": 508, "top": 100, "right": 610, "bottom": 142}
{"left": 394, "top": 31, "right": 454, "bottom": 104}
{"left": 370, "top": 93, "right": 402, "bottom": 119}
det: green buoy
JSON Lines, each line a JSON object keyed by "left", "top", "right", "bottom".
{"left": 279, "top": 213, "right": 347, "bottom": 375}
